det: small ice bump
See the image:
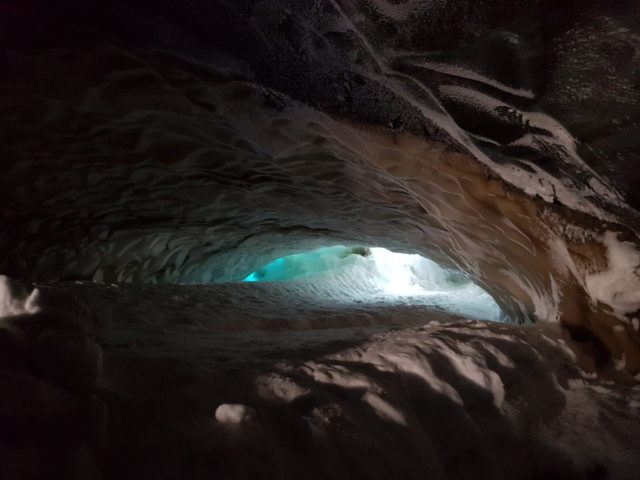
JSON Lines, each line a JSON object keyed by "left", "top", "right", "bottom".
{"left": 215, "top": 403, "right": 256, "bottom": 424}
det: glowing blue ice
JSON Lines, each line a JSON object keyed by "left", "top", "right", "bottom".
{"left": 242, "top": 246, "right": 356, "bottom": 282}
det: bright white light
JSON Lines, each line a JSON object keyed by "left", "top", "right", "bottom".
{"left": 371, "top": 248, "right": 432, "bottom": 295}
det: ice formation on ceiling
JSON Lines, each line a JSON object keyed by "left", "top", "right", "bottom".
{"left": 243, "top": 246, "right": 505, "bottom": 322}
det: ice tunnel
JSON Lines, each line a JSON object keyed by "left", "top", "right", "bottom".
{"left": 2, "top": 0, "right": 640, "bottom": 479}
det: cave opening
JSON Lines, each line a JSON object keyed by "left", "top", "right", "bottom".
{"left": 242, "top": 245, "right": 506, "bottom": 322}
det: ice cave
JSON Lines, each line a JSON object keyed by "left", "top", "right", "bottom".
{"left": 1, "top": 1, "right": 640, "bottom": 479}
{"left": 242, "top": 246, "right": 506, "bottom": 322}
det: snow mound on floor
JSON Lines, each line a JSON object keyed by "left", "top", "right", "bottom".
{"left": 0, "top": 275, "right": 41, "bottom": 318}
{"left": 251, "top": 321, "right": 640, "bottom": 479}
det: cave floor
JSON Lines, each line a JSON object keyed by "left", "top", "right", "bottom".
{"left": 4, "top": 282, "right": 640, "bottom": 480}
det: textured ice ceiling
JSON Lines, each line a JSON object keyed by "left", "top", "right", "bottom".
{"left": 1, "top": 0, "right": 640, "bottom": 368}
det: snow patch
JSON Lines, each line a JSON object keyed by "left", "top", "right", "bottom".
{"left": 585, "top": 232, "right": 640, "bottom": 317}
